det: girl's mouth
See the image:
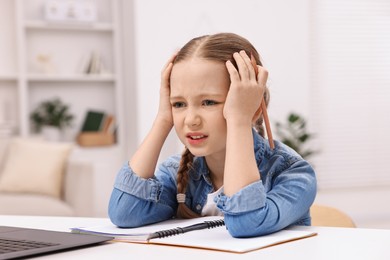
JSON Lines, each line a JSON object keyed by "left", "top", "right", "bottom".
{"left": 186, "top": 133, "right": 208, "bottom": 145}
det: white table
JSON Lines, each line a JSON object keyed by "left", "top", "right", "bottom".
{"left": 1, "top": 215, "right": 389, "bottom": 259}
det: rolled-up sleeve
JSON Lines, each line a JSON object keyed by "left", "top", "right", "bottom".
{"left": 108, "top": 160, "right": 179, "bottom": 228}
{"left": 113, "top": 163, "right": 162, "bottom": 202}
{"left": 216, "top": 159, "right": 316, "bottom": 238}
{"left": 216, "top": 180, "right": 266, "bottom": 213}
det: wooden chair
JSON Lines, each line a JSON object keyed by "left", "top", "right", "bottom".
{"left": 310, "top": 204, "right": 356, "bottom": 228}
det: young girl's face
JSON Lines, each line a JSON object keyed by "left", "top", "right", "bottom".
{"left": 170, "top": 58, "right": 230, "bottom": 159}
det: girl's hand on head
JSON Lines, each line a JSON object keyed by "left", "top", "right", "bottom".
{"left": 224, "top": 50, "right": 268, "bottom": 126}
{"left": 157, "top": 53, "right": 176, "bottom": 126}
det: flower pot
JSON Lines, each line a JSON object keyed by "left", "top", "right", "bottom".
{"left": 41, "top": 125, "right": 63, "bottom": 142}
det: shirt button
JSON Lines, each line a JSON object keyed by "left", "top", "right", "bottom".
{"left": 196, "top": 204, "right": 202, "bottom": 211}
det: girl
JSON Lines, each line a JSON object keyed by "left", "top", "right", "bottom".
{"left": 108, "top": 32, "right": 317, "bottom": 237}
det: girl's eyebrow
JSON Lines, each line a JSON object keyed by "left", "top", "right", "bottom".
{"left": 170, "top": 93, "right": 225, "bottom": 100}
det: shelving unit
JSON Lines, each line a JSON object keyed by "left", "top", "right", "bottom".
{"left": 0, "top": 0, "right": 125, "bottom": 150}
{"left": 0, "top": 0, "right": 126, "bottom": 216}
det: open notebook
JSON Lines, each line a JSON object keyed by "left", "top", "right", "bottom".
{"left": 71, "top": 216, "right": 317, "bottom": 253}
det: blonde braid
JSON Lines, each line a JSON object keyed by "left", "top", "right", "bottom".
{"left": 176, "top": 148, "right": 200, "bottom": 218}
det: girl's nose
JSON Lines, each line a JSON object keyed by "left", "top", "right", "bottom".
{"left": 184, "top": 108, "right": 201, "bottom": 127}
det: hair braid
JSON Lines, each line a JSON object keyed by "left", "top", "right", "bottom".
{"left": 176, "top": 148, "right": 200, "bottom": 219}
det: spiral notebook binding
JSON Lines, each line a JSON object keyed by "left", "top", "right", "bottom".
{"left": 155, "top": 227, "right": 184, "bottom": 239}
{"left": 204, "top": 219, "right": 225, "bottom": 229}
{"left": 147, "top": 219, "right": 225, "bottom": 240}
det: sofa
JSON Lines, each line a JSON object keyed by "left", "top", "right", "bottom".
{"left": 0, "top": 137, "right": 95, "bottom": 217}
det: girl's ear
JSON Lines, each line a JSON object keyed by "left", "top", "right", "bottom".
{"left": 252, "top": 105, "right": 262, "bottom": 124}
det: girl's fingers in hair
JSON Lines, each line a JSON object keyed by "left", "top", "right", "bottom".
{"left": 163, "top": 58, "right": 174, "bottom": 76}
{"left": 225, "top": 60, "right": 240, "bottom": 83}
{"left": 161, "top": 62, "right": 173, "bottom": 86}
{"left": 161, "top": 53, "right": 177, "bottom": 87}
{"left": 161, "top": 53, "right": 177, "bottom": 75}
{"left": 239, "top": 50, "right": 256, "bottom": 81}
{"left": 233, "top": 52, "right": 250, "bottom": 81}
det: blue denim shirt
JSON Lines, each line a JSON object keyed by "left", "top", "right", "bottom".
{"left": 108, "top": 130, "right": 317, "bottom": 238}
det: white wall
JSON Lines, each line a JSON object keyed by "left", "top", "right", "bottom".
{"left": 130, "top": 0, "right": 312, "bottom": 160}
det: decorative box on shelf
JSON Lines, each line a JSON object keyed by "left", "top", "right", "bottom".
{"left": 76, "top": 132, "right": 115, "bottom": 147}
{"left": 77, "top": 110, "right": 116, "bottom": 147}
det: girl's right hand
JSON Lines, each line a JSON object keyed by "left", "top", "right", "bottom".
{"left": 156, "top": 53, "right": 176, "bottom": 126}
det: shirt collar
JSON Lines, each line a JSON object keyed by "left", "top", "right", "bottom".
{"left": 189, "top": 157, "right": 210, "bottom": 182}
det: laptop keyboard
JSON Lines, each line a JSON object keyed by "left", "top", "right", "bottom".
{"left": 0, "top": 238, "right": 60, "bottom": 254}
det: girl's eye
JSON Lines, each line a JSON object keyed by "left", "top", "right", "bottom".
{"left": 172, "top": 102, "right": 186, "bottom": 108}
{"left": 202, "top": 100, "right": 217, "bottom": 106}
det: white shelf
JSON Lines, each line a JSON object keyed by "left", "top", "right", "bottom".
{"left": 27, "top": 73, "right": 116, "bottom": 82}
{"left": 24, "top": 20, "right": 114, "bottom": 32}
{"left": 0, "top": 75, "right": 17, "bottom": 81}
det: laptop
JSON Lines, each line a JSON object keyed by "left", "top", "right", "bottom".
{"left": 0, "top": 226, "right": 113, "bottom": 259}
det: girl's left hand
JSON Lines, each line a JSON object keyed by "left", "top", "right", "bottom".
{"left": 223, "top": 50, "right": 268, "bottom": 126}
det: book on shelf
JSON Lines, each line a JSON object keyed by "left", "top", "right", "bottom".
{"left": 80, "top": 110, "right": 115, "bottom": 133}
{"left": 80, "top": 110, "right": 106, "bottom": 132}
{"left": 71, "top": 216, "right": 317, "bottom": 253}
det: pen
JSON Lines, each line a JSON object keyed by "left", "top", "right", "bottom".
{"left": 251, "top": 54, "right": 275, "bottom": 150}
{"left": 147, "top": 219, "right": 225, "bottom": 241}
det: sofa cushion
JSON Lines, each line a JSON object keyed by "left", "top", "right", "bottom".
{"left": 0, "top": 193, "right": 74, "bottom": 216}
{"left": 0, "top": 138, "right": 72, "bottom": 198}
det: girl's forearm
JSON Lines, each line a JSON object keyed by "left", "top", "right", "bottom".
{"left": 129, "top": 117, "right": 172, "bottom": 179}
{"left": 223, "top": 122, "right": 260, "bottom": 196}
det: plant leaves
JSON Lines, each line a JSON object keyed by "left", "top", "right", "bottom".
{"left": 274, "top": 112, "right": 318, "bottom": 160}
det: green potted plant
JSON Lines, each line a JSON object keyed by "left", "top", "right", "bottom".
{"left": 30, "top": 98, "right": 74, "bottom": 141}
{"left": 274, "top": 112, "right": 318, "bottom": 160}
